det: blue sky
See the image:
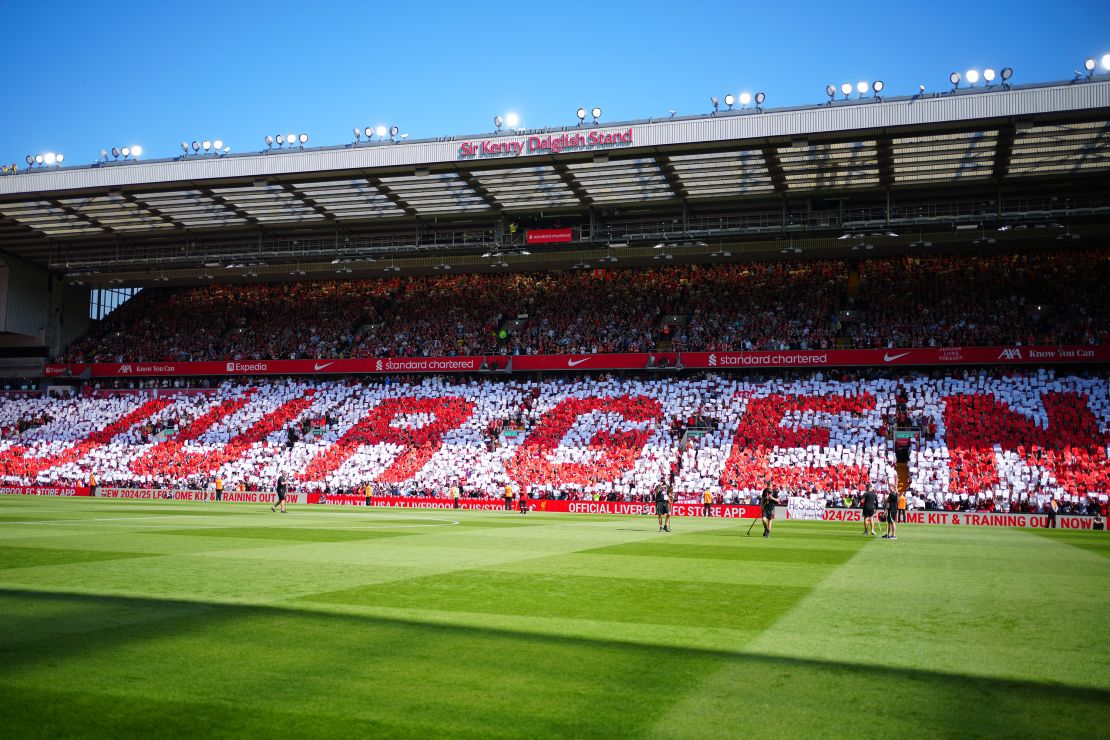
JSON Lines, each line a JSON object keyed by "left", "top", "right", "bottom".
{"left": 1, "top": 0, "right": 1107, "bottom": 167}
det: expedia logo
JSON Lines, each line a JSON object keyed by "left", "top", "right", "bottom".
{"left": 226, "top": 362, "right": 235, "bottom": 371}
{"left": 998, "top": 348, "right": 1022, "bottom": 360}
{"left": 119, "top": 364, "right": 132, "bottom": 374}
{"left": 708, "top": 354, "right": 717, "bottom": 367}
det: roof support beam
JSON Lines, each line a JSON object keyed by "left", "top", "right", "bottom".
{"left": 760, "top": 146, "right": 787, "bottom": 193}
{"left": 877, "top": 137, "right": 894, "bottom": 187}
{"left": 197, "top": 186, "right": 264, "bottom": 228}
{"left": 454, "top": 167, "right": 504, "bottom": 213}
{"left": 45, "top": 198, "right": 111, "bottom": 233}
{"left": 279, "top": 182, "right": 343, "bottom": 224}
{"left": 656, "top": 155, "right": 689, "bottom": 200}
{"left": 550, "top": 161, "right": 593, "bottom": 207}
{"left": 992, "top": 124, "right": 1016, "bottom": 181}
{"left": 366, "top": 176, "right": 418, "bottom": 217}
{"left": 120, "top": 192, "right": 188, "bottom": 230}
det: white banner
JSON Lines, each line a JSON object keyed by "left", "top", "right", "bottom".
{"left": 786, "top": 497, "right": 827, "bottom": 521}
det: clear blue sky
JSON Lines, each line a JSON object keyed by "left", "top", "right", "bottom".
{"left": 1, "top": 0, "right": 1107, "bottom": 167}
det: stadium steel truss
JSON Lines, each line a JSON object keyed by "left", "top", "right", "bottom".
{"left": 0, "top": 79, "right": 1108, "bottom": 285}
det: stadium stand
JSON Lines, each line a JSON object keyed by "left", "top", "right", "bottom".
{"left": 2, "top": 370, "right": 1106, "bottom": 514}
{"left": 59, "top": 248, "right": 1110, "bottom": 363}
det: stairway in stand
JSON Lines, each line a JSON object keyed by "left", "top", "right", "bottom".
{"left": 895, "top": 461, "right": 911, "bottom": 494}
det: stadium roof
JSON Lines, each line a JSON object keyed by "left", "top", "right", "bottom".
{"left": 1, "top": 78, "right": 1108, "bottom": 281}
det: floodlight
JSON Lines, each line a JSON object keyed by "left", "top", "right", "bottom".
{"left": 983, "top": 68, "right": 996, "bottom": 82}
{"left": 375, "top": 125, "right": 387, "bottom": 137}
{"left": 222, "top": 147, "right": 230, "bottom": 154}
{"left": 1000, "top": 67, "right": 1013, "bottom": 80}
{"left": 950, "top": 72, "right": 961, "bottom": 86}
{"left": 1085, "top": 58, "right": 1097, "bottom": 71}
{"left": 389, "top": 126, "right": 398, "bottom": 137}
{"left": 202, "top": 140, "right": 211, "bottom": 151}
{"left": 576, "top": 107, "right": 586, "bottom": 121}
{"left": 131, "top": 145, "right": 142, "bottom": 157}
{"left": 192, "top": 140, "right": 200, "bottom": 151}
{"left": 103, "top": 149, "right": 110, "bottom": 159}
{"left": 25, "top": 155, "right": 33, "bottom": 165}
{"left": 505, "top": 112, "right": 519, "bottom": 127}
{"left": 1103, "top": 54, "right": 1110, "bottom": 70}
{"left": 180, "top": 142, "right": 188, "bottom": 153}
{"left": 825, "top": 84, "right": 836, "bottom": 98}
{"left": 285, "top": 133, "right": 295, "bottom": 145}
{"left": 919, "top": 84, "right": 926, "bottom": 93}
{"left": 265, "top": 136, "right": 273, "bottom": 147}
{"left": 299, "top": 133, "right": 308, "bottom": 144}
{"left": 591, "top": 106, "right": 602, "bottom": 119}
{"left": 856, "top": 81, "right": 869, "bottom": 94}
{"left": 840, "top": 82, "right": 852, "bottom": 96}
{"left": 873, "top": 80, "right": 884, "bottom": 93}
{"left": 43, "top": 152, "right": 56, "bottom": 165}
{"left": 213, "top": 140, "right": 223, "bottom": 150}
{"left": 494, "top": 115, "right": 503, "bottom": 129}
{"left": 723, "top": 94, "right": 735, "bottom": 108}
{"left": 353, "top": 127, "right": 361, "bottom": 139}
{"left": 739, "top": 92, "right": 751, "bottom": 105}
{"left": 121, "top": 147, "right": 130, "bottom": 158}
{"left": 111, "top": 147, "right": 121, "bottom": 158}
{"left": 711, "top": 95, "right": 719, "bottom": 108}
{"left": 35, "top": 155, "right": 43, "bottom": 164}
{"left": 754, "top": 91, "right": 765, "bottom": 105}
{"left": 55, "top": 154, "right": 64, "bottom": 163}
{"left": 966, "top": 69, "right": 980, "bottom": 84}
{"left": 275, "top": 135, "right": 284, "bottom": 145}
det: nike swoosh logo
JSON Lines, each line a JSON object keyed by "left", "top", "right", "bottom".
{"left": 883, "top": 352, "right": 910, "bottom": 362}
{"left": 566, "top": 357, "right": 590, "bottom": 367}
{"left": 314, "top": 362, "right": 335, "bottom": 371}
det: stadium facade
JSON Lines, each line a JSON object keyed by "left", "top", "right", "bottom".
{"left": 0, "top": 77, "right": 1107, "bottom": 376}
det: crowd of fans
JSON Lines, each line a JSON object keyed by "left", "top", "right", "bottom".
{"left": 61, "top": 248, "right": 1109, "bottom": 364}
{"left": 1, "top": 370, "right": 1106, "bottom": 515}
{"left": 848, "top": 250, "right": 1110, "bottom": 348}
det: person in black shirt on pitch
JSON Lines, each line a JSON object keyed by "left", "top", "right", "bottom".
{"left": 761, "top": 487, "right": 783, "bottom": 538}
{"left": 883, "top": 489, "right": 898, "bottom": 539}
{"left": 655, "top": 483, "right": 672, "bottom": 532}
{"left": 861, "top": 487, "right": 879, "bottom": 536}
{"left": 271, "top": 474, "right": 289, "bottom": 514}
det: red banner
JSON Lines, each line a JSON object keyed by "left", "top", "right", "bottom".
{"left": 312, "top": 495, "right": 761, "bottom": 518}
{"left": 900, "top": 510, "right": 1096, "bottom": 529}
{"left": 45, "top": 356, "right": 487, "bottom": 378}
{"left": 41, "top": 346, "right": 1109, "bottom": 378}
{"left": 0, "top": 485, "right": 89, "bottom": 496}
{"left": 525, "top": 228, "right": 573, "bottom": 245}
{"left": 680, "top": 346, "right": 1110, "bottom": 369}
{"left": 0, "top": 488, "right": 1098, "bottom": 529}
{"left": 512, "top": 353, "right": 662, "bottom": 372}
{"left": 96, "top": 487, "right": 307, "bottom": 504}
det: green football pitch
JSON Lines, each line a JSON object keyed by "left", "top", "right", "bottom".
{"left": 0, "top": 496, "right": 1107, "bottom": 739}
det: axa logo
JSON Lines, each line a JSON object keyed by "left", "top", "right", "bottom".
{"left": 999, "top": 348, "right": 1022, "bottom": 360}
{"left": 118, "top": 364, "right": 132, "bottom": 374}
{"left": 375, "top": 359, "right": 383, "bottom": 372}
{"left": 708, "top": 354, "right": 717, "bottom": 367}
